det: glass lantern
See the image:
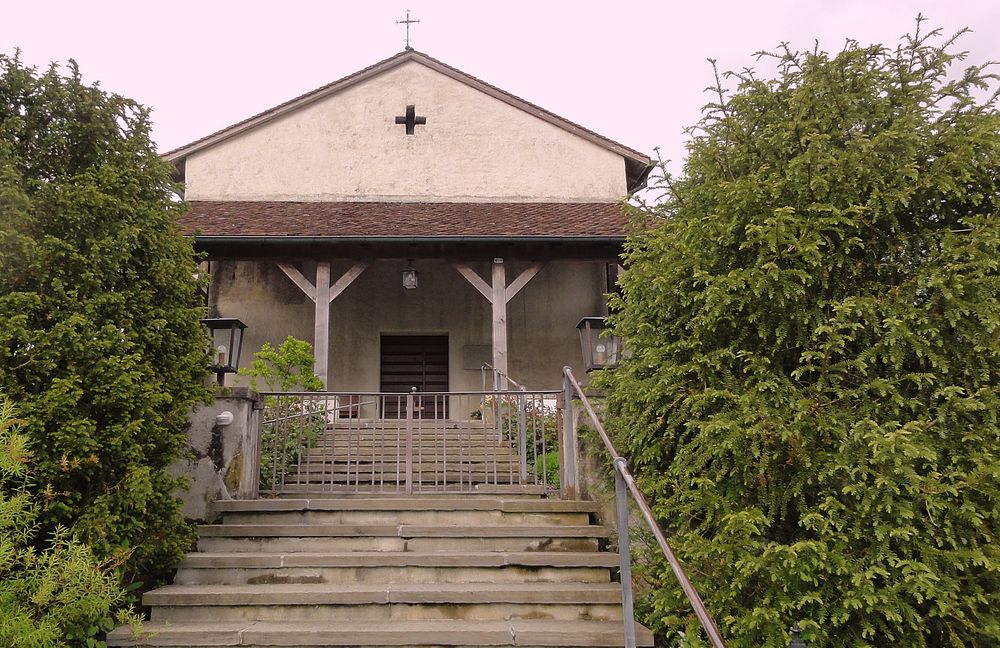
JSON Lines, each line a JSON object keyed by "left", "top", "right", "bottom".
{"left": 576, "top": 317, "right": 621, "bottom": 372}
{"left": 200, "top": 318, "right": 247, "bottom": 385}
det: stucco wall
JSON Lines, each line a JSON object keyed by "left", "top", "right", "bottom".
{"left": 183, "top": 61, "right": 627, "bottom": 203}
{"left": 209, "top": 258, "right": 607, "bottom": 392}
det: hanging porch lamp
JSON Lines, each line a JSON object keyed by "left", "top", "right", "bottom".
{"left": 402, "top": 261, "right": 419, "bottom": 290}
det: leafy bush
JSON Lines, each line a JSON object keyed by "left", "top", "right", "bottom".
{"left": 477, "top": 394, "right": 560, "bottom": 487}
{"left": 239, "top": 337, "right": 324, "bottom": 490}
{"left": 0, "top": 395, "right": 141, "bottom": 648}
{"left": 0, "top": 55, "right": 208, "bottom": 585}
{"left": 602, "top": 21, "right": 1000, "bottom": 647}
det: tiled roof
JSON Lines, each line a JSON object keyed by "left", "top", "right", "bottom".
{"left": 180, "top": 201, "right": 628, "bottom": 238}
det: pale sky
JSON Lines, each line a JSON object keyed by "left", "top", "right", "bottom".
{"left": 3, "top": 1, "right": 998, "bottom": 177}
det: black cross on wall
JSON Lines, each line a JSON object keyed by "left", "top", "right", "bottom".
{"left": 394, "top": 105, "right": 427, "bottom": 135}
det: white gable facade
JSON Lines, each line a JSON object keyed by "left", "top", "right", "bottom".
{"left": 183, "top": 60, "right": 629, "bottom": 203}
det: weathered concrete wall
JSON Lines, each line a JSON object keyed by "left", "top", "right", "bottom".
{"left": 209, "top": 258, "right": 608, "bottom": 392}
{"left": 173, "top": 389, "right": 261, "bottom": 522}
{"left": 183, "top": 61, "right": 627, "bottom": 203}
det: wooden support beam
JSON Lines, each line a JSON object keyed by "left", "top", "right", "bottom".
{"left": 492, "top": 258, "right": 508, "bottom": 377}
{"left": 277, "top": 262, "right": 317, "bottom": 302}
{"left": 328, "top": 262, "right": 368, "bottom": 303}
{"left": 451, "top": 262, "right": 493, "bottom": 302}
{"left": 314, "top": 262, "right": 331, "bottom": 389}
{"left": 505, "top": 262, "right": 544, "bottom": 304}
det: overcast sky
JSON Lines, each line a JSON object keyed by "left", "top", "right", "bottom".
{"left": 3, "top": 1, "right": 998, "bottom": 177}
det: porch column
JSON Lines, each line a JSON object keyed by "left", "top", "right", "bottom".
{"left": 491, "top": 259, "right": 508, "bottom": 377}
{"left": 313, "top": 262, "right": 331, "bottom": 387}
{"left": 277, "top": 260, "right": 369, "bottom": 389}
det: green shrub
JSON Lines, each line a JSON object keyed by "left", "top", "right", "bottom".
{"left": 602, "top": 21, "right": 1000, "bottom": 647}
{"left": 239, "top": 337, "right": 324, "bottom": 490}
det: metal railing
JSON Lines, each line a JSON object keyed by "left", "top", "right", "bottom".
{"left": 254, "top": 389, "right": 561, "bottom": 495}
{"left": 561, "top": 366, "right": 727, "bottom": 648}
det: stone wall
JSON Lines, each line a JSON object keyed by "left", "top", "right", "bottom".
{"left": 173, "top": 388, "right": 262, "bottom": 522}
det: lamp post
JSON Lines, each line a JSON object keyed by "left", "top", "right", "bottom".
{"left": 201, "top": 318, "right": 247, "bottom": 385}
{"left": 576, "top": 317, "right": 622, "bottom": 372}
{"left": 788, "top": 626, "right": 808, "bottom": 648}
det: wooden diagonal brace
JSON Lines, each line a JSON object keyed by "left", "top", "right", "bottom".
{"left": 329, "top": 262, "right": 369, "bottom": 303}
{"left": 505, "top": 262, "right": 544, "bottom": 303}
{"left": 277, "top": 262, "right": 317, "bottom": 302}
{"left": 451, "top": 262, "right": 493, "bottom": 302}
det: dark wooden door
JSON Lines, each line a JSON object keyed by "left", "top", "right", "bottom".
{"left": 380, "top": 335, "right": 449, "bottom": 418}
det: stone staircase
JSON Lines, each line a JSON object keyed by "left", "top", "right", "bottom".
{"left": 108, "top": 495, "right": 654, "bottom": 647}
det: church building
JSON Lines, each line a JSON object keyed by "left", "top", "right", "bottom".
{"left": 165, "top": 49, "right": 652, "bottom": 395}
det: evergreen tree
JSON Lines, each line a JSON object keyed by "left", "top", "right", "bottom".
{"left": 604, "top": 21, "right": 1000, "bottom": 647}
{"left": 0, "top": 53, "right": 209, "bottom": 583}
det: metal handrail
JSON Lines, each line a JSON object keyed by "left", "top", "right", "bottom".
{"left": 262, "top": 399, "right": 376, "bottom": 425}
{"left": 562, "top": 366, "right": 727, "bottom": 648}
{"left": 481, "top": 362, "right": 528, "bottom": 391}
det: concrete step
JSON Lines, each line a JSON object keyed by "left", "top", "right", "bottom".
{"left": 287, "top": 462, "right": 522, "bottom": 473}
{"left": 173, "top": 551, "right": 615, "bottom": 585}
{"left": 179, "top": 550, "right": 616, "bottom": 568}
{"left": 108, "top": 619, "right": 654, "bottom": 647}
{"left": 268, "top": 484, "right": 555, "bottom": 496}
{"left": 302, "top": 446, "right": 515, "bottom": 454}
{"left": 306, "top": 442, "right": 518, "bottom": 451}
{"left": 197, "top": 524, "right": 606, "bottom": 538}
{"left": 196, "top": 524, "right": 606, "bottom": 553}
{"left": 211, "top": 498, "right": 596, "bottom": 513}
{"left": 303, "top": 446, "right": 520, "bottom": 455}
{"left": 313, "top": 430, "right": 517, "bottom": 435}
{"left": 174, "top": 566, "right": 610, "bottom": 586}
{"left": 279, "top": 474, "right": 525, "bottom": 486}
{"left": 319, "top": 426, "right": 497, "bottom": 430}
{"left": 300, "top": 451, "right": 521, "bottom": 459}
{"left": 198, "top": 534, "right": 600, "bottom": 554}
{"left": 313, "top": 430, "right": 511, "bottom": 438}
{"left": 146, "top": 582, "right": 625, "bottom": 623}
{"left": 308, "top": 440, "right": 517, "bottom": 448}
{"left": 218, "top": 510, "right": 590, "bottom": 526}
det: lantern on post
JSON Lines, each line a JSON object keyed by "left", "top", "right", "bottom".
{"left": 201, "top": 318, "right": 247, "bottom": 385}
{"left": 576, "top": 317, "right": 621, "bottom": 372}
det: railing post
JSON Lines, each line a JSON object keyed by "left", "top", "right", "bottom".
{"left": 405, "top": 391, "right": 414, "bottom": 495}
{"left": 561, "top": 367, "right": 578, "bottom": 499}
{"left": 614, "top": 458, "right": 637, "bottom": 648}
{"left": 248, "top": 394, "right": 263, "bottom": 498}
{"left": 517, "top": 388, "right": 528, "bottom": 482}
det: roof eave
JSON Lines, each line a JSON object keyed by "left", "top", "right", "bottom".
{"left": 191, "top": 235, "right": 627, "bottom": 244}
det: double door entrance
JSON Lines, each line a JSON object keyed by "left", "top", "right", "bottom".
{"left": 379, "top": 335, "right": 449, "bottom": 418}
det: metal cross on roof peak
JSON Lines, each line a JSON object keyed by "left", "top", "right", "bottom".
{"left": 396, "top": 9, "right": 420, "bottom": 50}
